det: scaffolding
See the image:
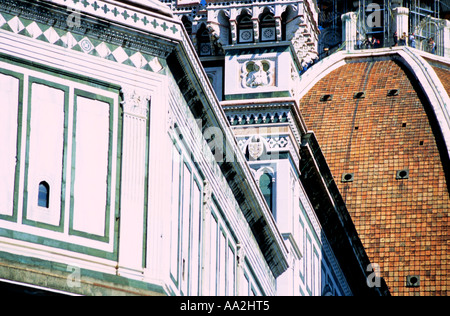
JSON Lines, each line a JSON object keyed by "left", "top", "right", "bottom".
{"left": 356, "top": 0, "right": 392, "bottom": 48}
{"left": 317, "top": 0, "right": 353, "bottom": 57}
{"left": 316, "top": 0, "right": 444, "bottom": 57}
{"left": 407, "top": 0, "right": 442, "bottom": 55}
{"left": 317, "top": 0, "right": 394, "bottom": 54}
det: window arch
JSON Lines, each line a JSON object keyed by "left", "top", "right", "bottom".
{"left": 197, "top": 23, "right": 212, "bottom": 56}
{"left": 181, "top": 15, "right": 193, "bottom": 36}
{"left": 259, "top": 10, "right": 276, "bottom": 42}
{"left": 217, "top": 10, "right": 232, "bottom": 45}
{"left": 322, "top": 284, "right": 334, "bottom": 296}
{"left": 259, "top": 173, "right": 273, "bottom": 211}
{"left": 237, "top": 11, "right": 254, "bottom": 43}
{"left": 38, "top": 181, "right": 50, "bottom": 208}
{"left": 281, "top": 5, "right": 296, "bottom": 41}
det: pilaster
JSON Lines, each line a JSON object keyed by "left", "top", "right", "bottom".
{"left": 117, "top": 86, "right": 151, "bottom": 275}
{"left": 230, "top": 19, "right": 237, "bottom": 45}
{"left": 200, "top": 180, "right": 212, "bottom": 295}
{"left": 236, "top": 243, "right": 246, "bottom": 295}
{"left": 252, "top": 17, "right": 259, "bottom": 43}
{"left": 275, "top": 16, "right": 282, "bottom": 41}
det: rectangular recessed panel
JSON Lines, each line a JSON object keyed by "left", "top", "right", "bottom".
{"left": 26, "top": 82, "right": 65, "bottom": 226}
{"left": 0, "top": 73, "right": 20, "bottom": 217}
{"left": 72, "top": 96, "right": 110, "bottom": 237}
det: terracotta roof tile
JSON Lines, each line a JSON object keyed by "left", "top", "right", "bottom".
{"left": 432, "top": 66, "right": 450, "bottom": 97}
{"left": 299, "top": 59, "right": 450, "bottom": 296}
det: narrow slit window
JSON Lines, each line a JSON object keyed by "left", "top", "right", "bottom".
{"left": 38, "top": 181, "right": 50, "bottom": 208}
{"left": 259, "top": 173, "right": 273, "bottom": 212}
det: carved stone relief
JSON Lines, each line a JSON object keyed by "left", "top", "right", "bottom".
{"left": 241, "top": 59, "right": 274, "bottom": 89}
{"left": 121, "top": 87, "right": 151, "bottom": 119}
{"left": 247, "top": 135, "right": 265, "bottom": 160}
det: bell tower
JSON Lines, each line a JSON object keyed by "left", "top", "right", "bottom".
{"left": 213, "top": 1, "right": 320, "bottom": 102}
{"left": 166, "top": 0, "right": 320, "bottom": 99}
{"left": 204, "top": 0, "right": 320, "bottom": 220}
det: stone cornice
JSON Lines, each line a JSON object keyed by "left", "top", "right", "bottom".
{"left": 1, "top": 0, "right": 181, "bottom": 58}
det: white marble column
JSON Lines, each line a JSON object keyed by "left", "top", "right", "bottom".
{"left": 230, "top": 19, "right": 237, "bottom": 45}
{"left": 253, "top": 18, "right": 259, "bottom": 43}
{"left": 393, "top": 7, "right": 410, "bottom": 44}
{"left": 342, "top": 12, "right": 357, "bottom": 52}
{"left": 275, "top": 16, "right": 282, "bottom": 41}
{"left": 443, "top": 19, "right": 450, "bottom": 58}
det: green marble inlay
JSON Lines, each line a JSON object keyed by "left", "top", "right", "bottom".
{"left": 0, "top": 10, "right": 166, "bottom": 73}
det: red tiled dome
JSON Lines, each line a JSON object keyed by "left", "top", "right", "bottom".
{"left": 299, "top": 58, "right": 450, "bottom": 296}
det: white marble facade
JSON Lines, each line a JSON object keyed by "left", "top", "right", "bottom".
{"left": 0, "top": 0, "right": 288, "bottom": 296}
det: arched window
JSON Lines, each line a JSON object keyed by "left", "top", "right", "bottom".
{"left": 259, "top": 11, "right": 276, "bottom": 42}
{"left": 218, "top": 10, "right": 232, "bottom": 45}
{"left": 281, "top": 6, "right": 296, "bottom": 41}
{"left": 237, "top": 12, "right": 253, "bottom": 43}
{"left": 181, "top": 16, "right": 193, "bottom": 36}
{"left": 259, "top": 173, "right": 273, "bottom": 211}
{"left": 281, "top": 10, "right": 288, "bottom": 41}
{"left": 38, "top": 181, "right": 50, "bottom": 208}
{"left": 322, "top": 284, "right": 334, "bottom": 296}
{"left": 197, "top": 23, "right": 211, "bottom": 56}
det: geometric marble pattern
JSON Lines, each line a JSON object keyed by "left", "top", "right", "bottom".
{"left": 0, "top": 11, "right": 163, "bottom": 72}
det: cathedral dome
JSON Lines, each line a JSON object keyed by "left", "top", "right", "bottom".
{"left": 298, "top": 48, "right": 450, "bottom": 296}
